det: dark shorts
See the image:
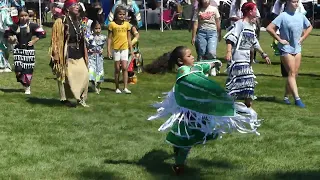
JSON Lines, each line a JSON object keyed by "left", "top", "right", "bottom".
{"left": 279, "top": 50, "right": 299, "bottom": 57}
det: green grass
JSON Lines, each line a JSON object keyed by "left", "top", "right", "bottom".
{"left": 0, "top": 28, "right": 319, "bottom": 180}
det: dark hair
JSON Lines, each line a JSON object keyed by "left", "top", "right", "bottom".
{"left": 91, "top": 20, "right": 101, "bottom": 31}
{"left": 128, "top": 10, "right": 138, "bottom": 27}
{"left": 198, "top": 0, "right": 204, "bottom": 9}
{"left": 92, "top": 2, "right": 102, "bottom": 8}
{"left": 114, "top": 6, "right": 126, "bottom": 21}
{"left": 18, "top": 7, "right": 28, "bottom": 15}
{"left": 235, "top": 0, "right": 241, "bottom": 10}
{"left": 144, "top": 46, "right": 188, "bottom": 74}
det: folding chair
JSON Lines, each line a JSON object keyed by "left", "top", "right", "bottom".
{"left": 161, "top": 9, "right": 177, "bottom": 30}
{"left": 176, "top": 4, "right": 193, "bottom": 29}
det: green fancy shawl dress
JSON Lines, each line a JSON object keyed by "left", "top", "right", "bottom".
{"left": 148, "top": 62, "right": 261, "bottom": 148}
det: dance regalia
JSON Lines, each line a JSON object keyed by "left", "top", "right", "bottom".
{"left": 105, "top": 0, "right": 142, "bottom": 28}
{"left": 81, "top": 17, "right": 93, "bottom": 38}
{"left": 86, "top": 34, "right": 107, "bottom": 83}
{"left": 224, "top": 20, "right": 260, "bottom": 100}
{"left": 148, "top": 63, "right": 261, "bottom": 148}
{"left": 128, "top": 24, "right": 142, "bottom": 76}
{"left": 5, "top": 23, "right": 45, "bottom": 86}
{"left": 0, "top": 1, "right": 13, "bottom": 72}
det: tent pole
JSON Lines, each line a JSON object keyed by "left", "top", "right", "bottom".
{"left": 161, "top": 0, "right": 163, "bottom": 32}
{"left": 312, "top": 0, "right": 315, "bottom": 26}
{"left": 39, "top": 0, "right": 42, "bottom": 27}
{"left": 144, "top": 0, "right": 147, "bottom": 31}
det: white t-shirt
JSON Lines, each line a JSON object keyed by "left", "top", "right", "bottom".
{"left": 192, "top": 5, "right": 221, "bottom": 31}
{"left": 271, "top": 0, "right": 307, "bottom": 15}
{"left": 229, "top": 0, "right": 261, "bottom": 25}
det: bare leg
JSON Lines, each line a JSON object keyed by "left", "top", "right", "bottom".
{"left": 282, "top": 54, "right": 301, "bottom": 99}
{"left": 114, "top": 61, "right": 121, "bottom": 89}
{"left": 245, "top": 98, "right": 253, "bottom": 108}
{"left": 121, "top": 60, "right": 128, "bottom": 89}
{"left": 250, "top": 48, "right": 254, "bottom": 65}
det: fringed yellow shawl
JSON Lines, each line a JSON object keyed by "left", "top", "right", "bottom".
{"left": 50, "top": 16, "right": 88, "bottom": 82}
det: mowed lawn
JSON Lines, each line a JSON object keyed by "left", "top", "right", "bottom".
{"left": 0, "top": 27, "right": 319, "bottom": 180}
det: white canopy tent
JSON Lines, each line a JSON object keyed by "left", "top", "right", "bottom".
{"left": 111, "top": 0, "right": 164, "bottom": 32}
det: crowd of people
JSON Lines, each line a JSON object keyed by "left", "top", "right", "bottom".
{"left": 0, "top": 0, "right": 313, "bottom": 175}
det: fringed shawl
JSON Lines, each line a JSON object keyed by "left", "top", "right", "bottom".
{"left": 50, "top": 16, "right": 88, "bottom": 83}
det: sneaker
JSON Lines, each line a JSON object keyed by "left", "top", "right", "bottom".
{"left": 115, "top": 89, "right": 122, "bottom": 94}
{"left": 123, "top": 88, "right": 131, "bottom": 94}
{"left": 78, "top": 99, "right": 89, "bottom": 107}
{"left": 283, "top": 98, "right": 291, "bottom": 105}
{"left": 25, "top": 86, "right": 31, "bottom": 95}
{"left": 295, "top": 99, "right": 305, "bottom": 108}
{"left": 95, "top": 88, "right": 101, "bottom": 94}
{"left": 210, "top": 67, "right": 216, "bottom": 76}
{"left": 4, "top": 68, "right": 11, "bottom": 72}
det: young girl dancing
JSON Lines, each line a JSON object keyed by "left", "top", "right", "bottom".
{"left": 224, "top": 2, "right": 271, "bottom": 108}
{"left": 5, "top": 7, "right": 45, "bottom": 94}
{"left": 107, "top": 6, "right": 134, "bottom": 94}
{"left": 267, "top": 0, "right": 312, "bottom": 107}
{"left": 87, "top": 21, "right": 107, "bottom": 94}
{"left": 147, "top": 46, "right": 262, "bottom": 175}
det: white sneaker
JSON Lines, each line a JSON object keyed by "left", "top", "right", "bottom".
{"left": 95, "top": 87, "right": 101, "bottom": 94}
{"left": 25, "top": 86, "right": 31, "bottom": 95}
{"left": 78, "top": 99, "right": 89, "bottom": 107}
{"left": 115, "top": 89, "right": 122, "bottom": 94}
{"left": 123, "top": 88, "right": 131, "bottom": 94}
{"left": 4, "top": 68, "right": 11, "bottom": 72}
{"left": 210, "top": 67, "right": 216, "bottom": 76}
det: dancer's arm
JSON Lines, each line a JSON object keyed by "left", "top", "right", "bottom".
{"left": 266, "top": 14, "right": 289, "bottom": 45}
{"left": 299, "top": 16, "right": 313, "bottom": 44}
{"left": 131, "top": 26, "right": 139, "bottom": 46}
{"left": 191, "top": 9, "right": 198, "bottom": 45}
{"left": 253, "top": 39, "right": 271, "bottom": 65}
{"left": 215, "top": 7, "right": 221, "bottom": 42}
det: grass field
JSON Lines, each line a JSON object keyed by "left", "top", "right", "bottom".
{"left": 0, "top": 27, "right": 319, "bottom": 180}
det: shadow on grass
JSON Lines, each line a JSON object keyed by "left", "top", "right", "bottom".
{"left": 258, "top": 61, "right": 282, "bottom": 65}
{"left": 103, "top": 78, "right": 123, "bottom": 83}
{"left": 104, "top": 149, "right": 233, "bottom": 179}
{"left": 255, "top": 73, "right": 282, "bottom": 78}
{"left": 26, "top": 97, "right": 62, "bottom": 107}
{"left": 0, "top": 88, "right": 24, "bottom": 93}
{"left": 44, "top": 77, "right": 57, "bottom": 80}
{"left": 255, "top": 96, "right": 286, "bottom": 105}
{"left": 299, "top": 73, "right": 320, "bottom": 78}
{"left": 79, "top": 168, "right": 121, "bottom": 180}
{"left": 100, "top": 87, "right": 116, "bottom": 92}
{"left": 251, "top": 170, "right": 320, "bottom": 180}
{"left": 302, "top": 55, "right": 320, "bottom": 58}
